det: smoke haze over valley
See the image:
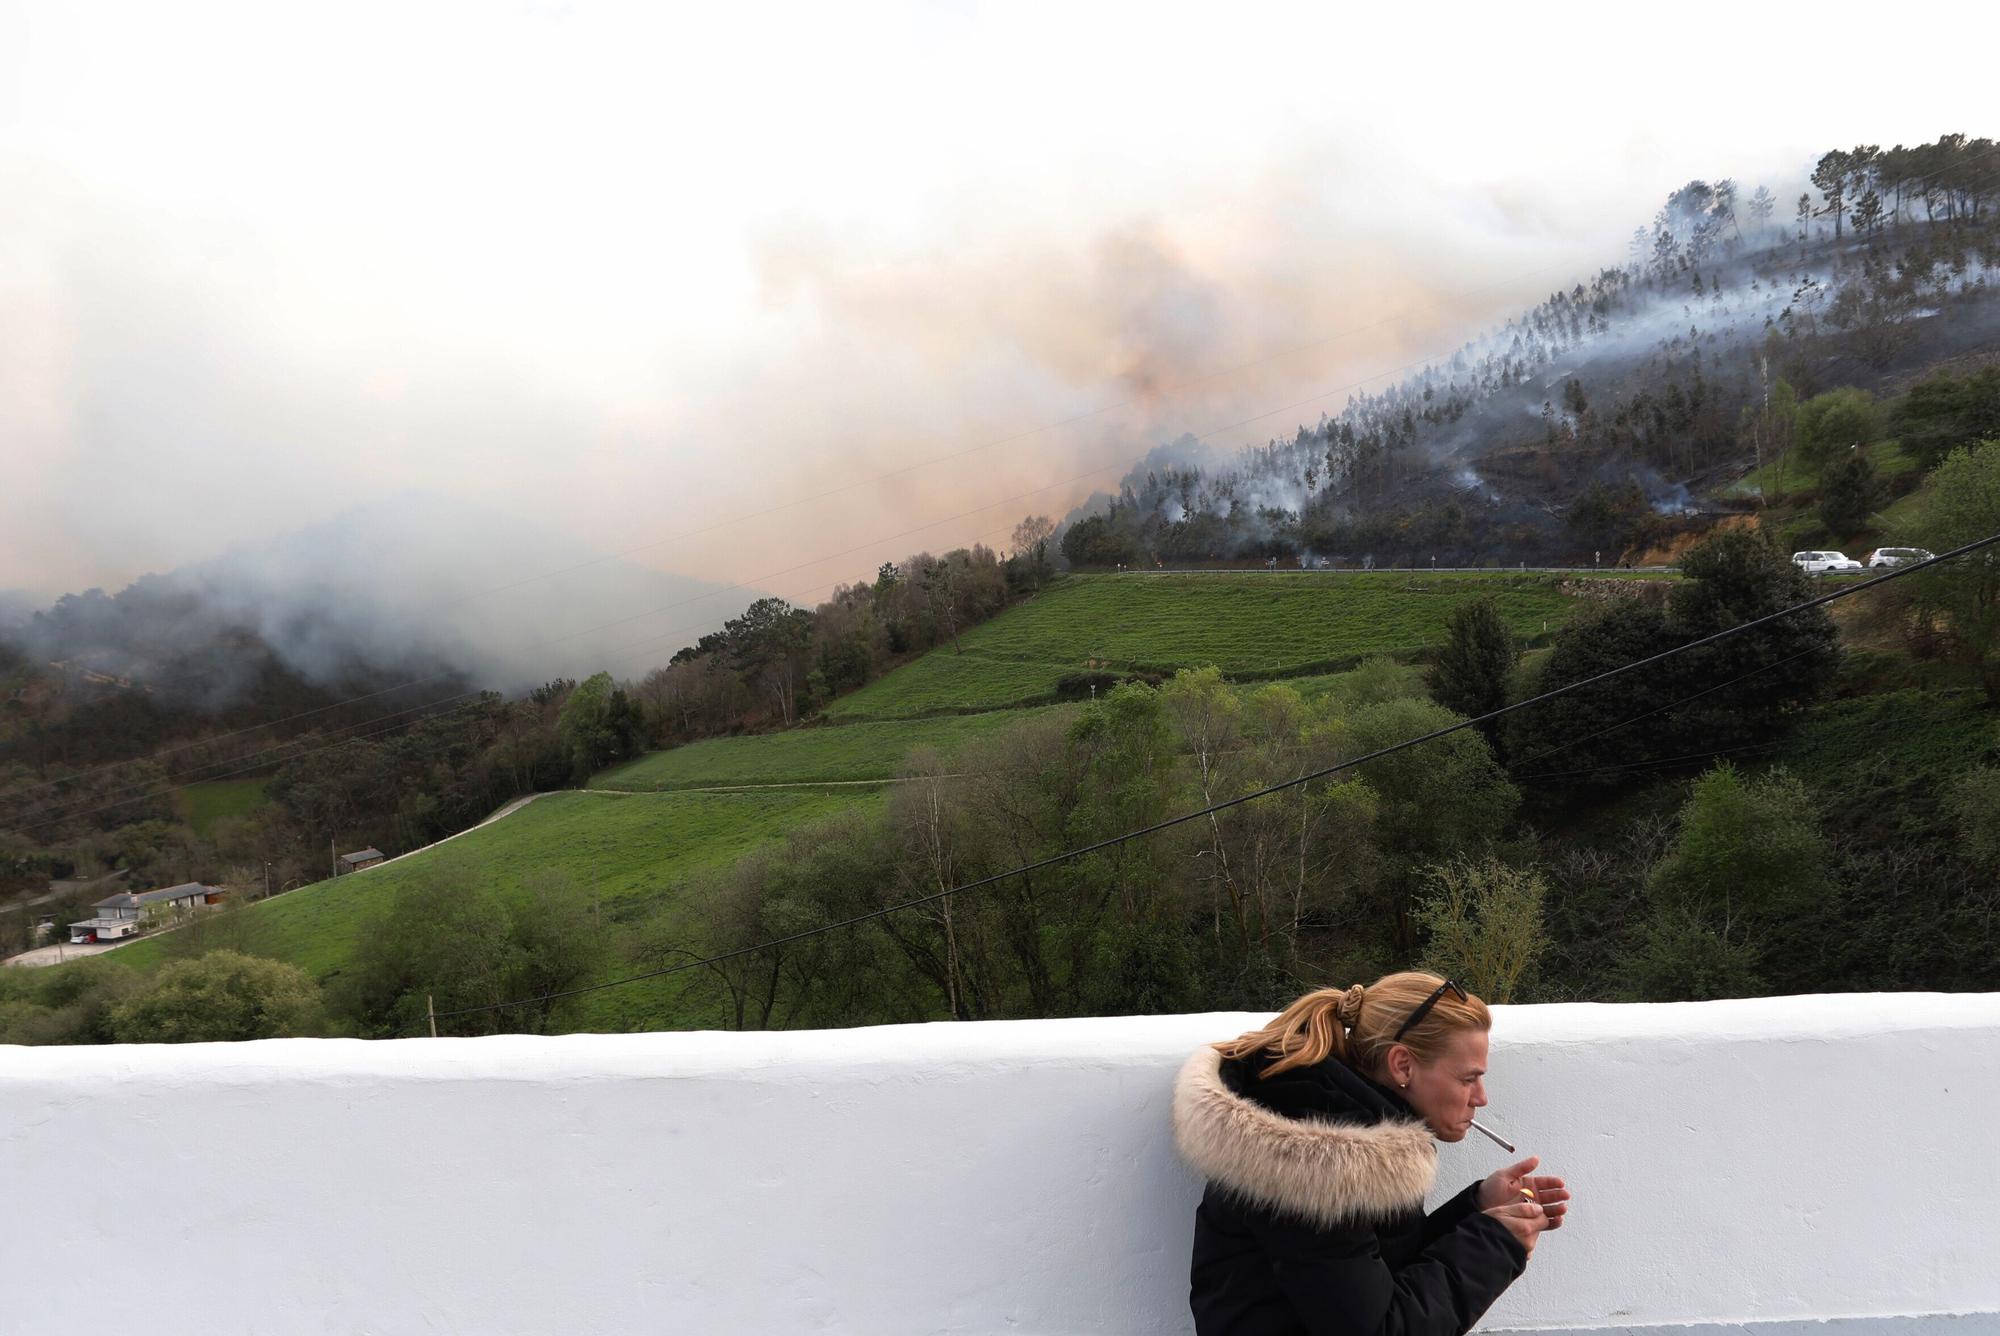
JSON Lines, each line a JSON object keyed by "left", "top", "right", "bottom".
{"left": 3, "top": 2, "right": 1996, "bottom": 693}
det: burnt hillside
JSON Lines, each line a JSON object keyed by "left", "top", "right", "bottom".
{"left": 1060, "top": 137, "right": 2000, "bottom": 568}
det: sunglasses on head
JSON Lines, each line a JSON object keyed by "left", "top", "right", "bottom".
{"left": 1391, "top": 978, "right": 1468, "bottom": 1044}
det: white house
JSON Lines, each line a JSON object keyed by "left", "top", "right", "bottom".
{"left": 68, "top": 881, "right": 223, "bottom": 943}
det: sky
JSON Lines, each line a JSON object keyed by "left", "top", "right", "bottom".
{"left": 2, "top": 0, "right": 1993, "bottom": 623}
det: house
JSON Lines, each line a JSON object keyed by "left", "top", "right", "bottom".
{"left": 68, "top": 882, "right": 224, "bottom": 944}
{"left": 337, "top": 848, "right": 385, "bottom": 874}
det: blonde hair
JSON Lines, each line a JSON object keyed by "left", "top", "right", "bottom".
{"left": 1212, "top": 972, "right": 1491, "bottom": 1079}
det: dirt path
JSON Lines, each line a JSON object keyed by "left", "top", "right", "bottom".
{"left": 350, "top": 792, "right": 550, "bottom": 873}
{"left": 576, "top": 777, "right": 940, "bottom": 796}
{"left": 3, "top": 939, "right": 137, "bottom": 968}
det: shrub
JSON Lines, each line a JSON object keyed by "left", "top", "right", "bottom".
{"left": 110, "top": 950, "right": 324, "bottom": 1043}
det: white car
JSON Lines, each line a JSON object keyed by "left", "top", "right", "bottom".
{"left": 1866, "top": 547, "right": 1933, "bottom": 569}
{"left": 1792, "top": 550, "right": 1864, "bottom": 574}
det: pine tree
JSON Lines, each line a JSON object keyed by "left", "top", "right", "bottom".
{"left": 1427, "top": 597, "right": 1520, "bottom": 744}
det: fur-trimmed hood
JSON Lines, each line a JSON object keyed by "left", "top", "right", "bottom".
{"left": 1172, "top": 1045, "right": 1437, "bottom": 1228}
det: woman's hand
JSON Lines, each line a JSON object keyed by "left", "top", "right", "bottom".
{"left": 1477, "top": 1155, "right": 1570, "bottom": 1229}
{"left": 1481, "top": 1200, "right": 1552, "bottom": 1259}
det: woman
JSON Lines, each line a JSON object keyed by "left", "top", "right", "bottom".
{"left": 1174, "top": 973, "right": 1568, "bottom": 1336}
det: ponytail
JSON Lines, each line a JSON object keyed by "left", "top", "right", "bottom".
{"left": 1214, "top": 973, "right": 1490, "bottom": 1080}
{"left": 1211, "top": 983, "right": 1367, "bottom": 1078}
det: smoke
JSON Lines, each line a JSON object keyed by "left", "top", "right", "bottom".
{"left": 3, "top": 492, "right": 757, "bottom": 704}
{"left": 1650, "top": 482, "right": 1696, "bottom": 516}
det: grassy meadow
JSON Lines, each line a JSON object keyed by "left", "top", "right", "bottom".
{"left": 110, "top": 788, "right": 880, "bottom": 1027}
{"left": 595, "top": 704, "right": 1079, "bottom": 790}
{"left": 824, "top": 572, "right": 1590, "bottom": 720}
{"left": 172, "top": 779, "right": 272, "bottom": 837}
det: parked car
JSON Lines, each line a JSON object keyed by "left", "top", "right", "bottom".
{"left": 1866, "top": 547, "right": 1933, "bottom": 569}
{"left": 1792, "top": 550, "right": 1864, "bottom": 574}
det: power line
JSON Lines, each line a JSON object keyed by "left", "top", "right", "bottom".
{"left": 431, "top": 529, "right": 2000, "bottom": 1023}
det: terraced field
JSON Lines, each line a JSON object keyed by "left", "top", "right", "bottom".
{"left": 595, "top": 704, "right": 1078, "bottom": 790}
{"left": 825, "top": 572, "right": 1587, "bottom": 720}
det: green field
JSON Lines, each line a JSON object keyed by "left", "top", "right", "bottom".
{"left": 595, "top": 705, "right": 1078, "bottom": 790}
{"left": 824, "top": 572, "right": 1586, "bottom": 720}
{"left": 173, "top": 779, "right": 271, "bottom": 837}
{"left": 83, "top": 566, "right": 1650, "bottom": 1034}
{"left": 111, "top": 788, "right": 879, "bottom": 1027}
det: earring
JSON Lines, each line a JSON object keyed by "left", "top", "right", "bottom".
{"left": 1400, "top": 1081, "right": 1408, "bottom": 1088}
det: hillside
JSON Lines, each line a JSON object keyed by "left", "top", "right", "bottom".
{"left": 1057, "top": 137, "right": 2000, "bottom": 570}
{"left": 64, "top": 567, "right": 1626, "bottom": 1027}
{"left": 106, "top": 787, "right": 879, "bottom": 1028}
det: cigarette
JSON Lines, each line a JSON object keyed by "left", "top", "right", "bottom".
{"left": 1469, "top": 1118, "right": 1515, "bottom": 1152}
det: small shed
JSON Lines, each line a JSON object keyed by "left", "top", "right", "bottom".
{"left": 337, "top": 848, "right": 386, "bottom": 874}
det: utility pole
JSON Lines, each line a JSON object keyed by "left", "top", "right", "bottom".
{"left": 330, "top": 838, "right": 338, "bottom": 879}
{"left": 264, "top": 862, "right": 272, "bottom": 900}
{"left": 426, "top": 994, "right": 438, "bottom": 1039}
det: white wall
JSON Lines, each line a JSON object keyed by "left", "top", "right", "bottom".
{"left": 2, "top": 993, "right": 1997, "bottom": 1335}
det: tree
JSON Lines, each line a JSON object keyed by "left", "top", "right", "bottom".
{"left": 1413, "top": 856, "right": 1548, "bottom": 1003}
{"left": 1819, "top": 450, "right": 1878, "bottom": 535}
{"left": 555, "top": 671, "right": 624, "bottom": 783}
{"left": 1337, "top": 698, "right": 1516, "bottom": 951}
{"left": 724, "top": 598, "right": 814, "bottom": 724}
{"left": 1793, "top": 387, "right": 1881, "bottom": 469}
{"left": 1060, "top": 514, "right": 1144, "bottom": 568}
{"left": 1008, "top": 515, "right": 1056, "bottom": 590}
{"left": 1747, "top": 185, "right": 1776, "bottom": 233}
{"left": 1811, "top": 149, "right": 1852, "bottom": 237}
{"left": 338, "top": 873, "right": 607, "bottom": 1037}
{"left": 1565, "top": 480, "right": 1649, "bottom": 558}
{"left": 1427, "top": 597, "right": 1519, "bottom": 736}
{"left": 1892, "top": 367, "right": 2000, "bottom": 469}
{"left": 1638, "top": 765, "right": 1830, "bottom": 995}
{"left": 110, "top": 950, "right": 325, "bottom": 1042}
{"left": 1852, "top": 189, "right": 1884, "bottom": 238}
{"left": 1506, "top": 531, "right": 1839, "bottom": 787}
{"left": 1902, "top": 442, "right": 2000, "bottom": 701}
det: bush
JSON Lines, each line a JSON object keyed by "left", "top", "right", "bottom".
{"left": 1619, "top": 901, "right": 1764, "bottom": 1001}
{"left": 1413, "top": 856, "right": 1548, "bottom": 1003}
{"left": 1892, "top": 367, "right": 2000, "bottom": 469}
{"left": 0, "top": 961, "right": 139, "bottom": 1045}
{"left": 337, "top": 871, "right": 606, "bottom": 1037}
{"left": 1794, "top": 387, "right": 1881, "bottom": 468}
{"left": 1947, "top": 766, "right": 2000, "bottom": 869}
{"left": 110, "top": 950, "right": 325, "bottom": 1043}
{"left": 1817, "top": 450, "right": 1878, "bottom": 536}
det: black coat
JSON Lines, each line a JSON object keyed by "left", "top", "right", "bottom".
{"left": 1173, "top": 1045, "right": 1526, "bottom": 1336}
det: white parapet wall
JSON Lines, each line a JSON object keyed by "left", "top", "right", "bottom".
{"left": 3, "top": 993, "right": 1999, "bottom": 1335}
